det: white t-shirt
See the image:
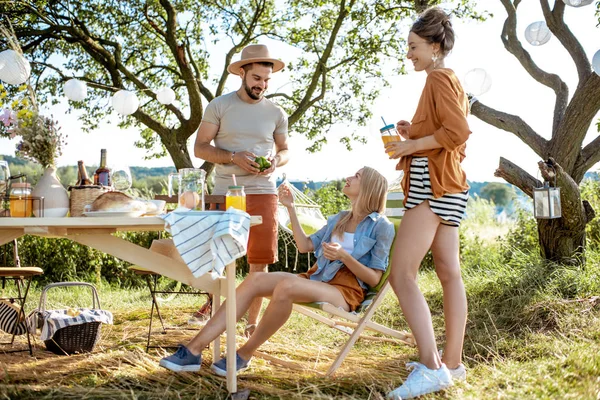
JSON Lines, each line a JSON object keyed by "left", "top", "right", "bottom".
{"left": 332, "top": 232, "right": 355, "bottom": 255}
{"left": 202, "top": 91, "right": 288, "bottom": 195}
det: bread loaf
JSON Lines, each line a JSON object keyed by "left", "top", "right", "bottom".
{"left": 90, "top": 192, "right": 157, "bottom": 213}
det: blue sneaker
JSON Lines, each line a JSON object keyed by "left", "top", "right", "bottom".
{"left": 210, "top": 353, "right": 251, "bottom": 377}
{"left": 159, "top": 344, "right": 202, "bottom": 372}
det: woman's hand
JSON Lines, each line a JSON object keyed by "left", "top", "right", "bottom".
{"left": 396, "top": 120, "right": 411, "bottom": 139}
{"left": 322, "top": 242, "right": 349, "bottom": 262}
{"left": 278, "top": 183, "right": 294, "bottom": 208}
{"left": 385, "top": 139, "right": 420, "bottom": 159}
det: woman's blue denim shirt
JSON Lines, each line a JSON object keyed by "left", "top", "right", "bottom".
{"left": 308, "top": 211, "right": 395, "bottom": 289}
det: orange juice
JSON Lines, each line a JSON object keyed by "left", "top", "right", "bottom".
{"left": 382, "top": 134, "right": 401, "bottom": 156}
{"left": 226, "top": 195, "right": 246, "bottom": 211}
{"left": 9, "top": 197, "right": 33, "bottom": 217}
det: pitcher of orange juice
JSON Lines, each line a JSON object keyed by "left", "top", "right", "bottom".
{"left": 380, "top": 124, "right": 401, "bottom": 156}
{"left": 168, "top": 168, "right": 206, "bottom": 210}
{"left": 225, "top": 185, "right": 246, "bottom": 212}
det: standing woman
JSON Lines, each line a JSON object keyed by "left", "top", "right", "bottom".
{"left": 384, "top": 7, "right": 471, "bottom": 399}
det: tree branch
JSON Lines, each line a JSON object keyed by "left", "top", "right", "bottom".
{"left": 499, "top": 0, "right": 569, "bottom": 134}
{"left": 540, "top": 0, "right": 591, "bottom": 87}
{"left": 470, "top": 100, "right": 548, "bottom": 157}
{"left": 494, "top": 156, "right": 540, "bottom": 198}
{"left": 289, "top": 0, "right": 354, "bottom": 126}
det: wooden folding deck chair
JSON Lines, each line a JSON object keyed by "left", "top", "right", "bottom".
{"left": 285, "top": 218, "right": 414, "bottom": 376}
{"left": 292, "top": 265, "right": 414, "bottom": 375}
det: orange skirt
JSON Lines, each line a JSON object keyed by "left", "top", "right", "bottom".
{"left": 298, "top": 264, "right": 365, "bottom": 312}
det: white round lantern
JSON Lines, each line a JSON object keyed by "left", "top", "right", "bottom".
{"left": 592, "top": 49, "right": 600, "bottom": 76}
{"left": 562, "top": 0, "right": 593, "bottom": 7}
{"left": 63, "top": 79, "right": 88, "bottom": 101}
{"left": 156, "top": 87, "right": 176, "bottom": 105}
{"left": 463, "top": 68, "right": 492, "bottom": 96}
{"left": 525, "top": 21, "right": 552, "bottom": 46}
{"left": 0, "top": 49, "right": 31, "bottom": 85}
{"left": 112, "top": 90, "right": 139, "bottom": 116}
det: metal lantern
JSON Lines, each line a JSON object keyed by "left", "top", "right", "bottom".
{"left": 112, "top": 90, "right": 139, "bottom": 116}
{"left": 0, "top": 49, "right": 31, "bottom": 85}
{"left": 562, "top": 0, "right": 594, "bottom": 7}
{"left": 592, "top": 49, "right": 600, "bottom": 76}
{"left": 463, "top": 68, "right": 492, "bottom": 96}
{"left": 156, "top": 87, "right": 176, "bottom": 105}
{"left": 525, "top": 21, "right": 552, "bottom": 46}
{"left": 533, "top": 182, "right": 561, "bottom": 219}
{"left": 63, "top": 79, "right": 88, "bottom": 101}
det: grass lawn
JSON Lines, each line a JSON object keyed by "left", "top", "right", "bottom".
{"left": 0, "top": 219, "right": 599, "bottom": 399}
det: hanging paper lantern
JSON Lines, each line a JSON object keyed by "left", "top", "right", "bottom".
{"left": 562, "top": 0, "right": 593, "bottom": 7}
{"left": 156, "top": 87, "right": 176, "bottom": 105}
{"left": 63, "top": 79, "right": 88, "bottom": 101}
{"left": 0, "top": 50, "right": 31, "bottom": 85}
{"left": 592, "top": 50, "right": 600, "bottom": 76}
{"left": 525, "top": 21, "right": 552, "bottom": 46}
{"left": 112, "top": 90, "right": 139, "bottom": 116}
{"left": 463, "top": 68, "right": 492, "bottom": 96}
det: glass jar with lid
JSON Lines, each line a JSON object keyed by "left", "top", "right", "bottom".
{"left": 225, "top": 185, "right": 246, "bottom": 212}
{"left": 9, "top": 182, "right": 33, "bottom": 217}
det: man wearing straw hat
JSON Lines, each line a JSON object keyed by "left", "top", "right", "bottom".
{"left": 193, "top": 44, "right": 289, "bottom": 336}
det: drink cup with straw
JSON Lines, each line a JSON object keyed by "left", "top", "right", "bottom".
{"left": 380, "top": 116, "right": 401, "bottom": 157}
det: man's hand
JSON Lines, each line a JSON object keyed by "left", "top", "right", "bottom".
{"left": 258, "top": 155, "right": 277, "bottom": 175}
{"left": 322, "top": 242, "right": 349, "bottom": 262}
{"left": 233, "top": 151, "right": 261, "bottom": 174}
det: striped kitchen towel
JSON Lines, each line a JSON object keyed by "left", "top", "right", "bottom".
{"left": 161, "top": 208, "right": 251, "bottom": 278}
{"left": 40, "top": 308, "right": 113, "bottom": 341}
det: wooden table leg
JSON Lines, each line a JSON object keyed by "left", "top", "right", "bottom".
{"left": 226, "top": 261, "right": 237, "bottom": 393}
{"left": 212, "top": 285, "right": 221, "bottom": 363}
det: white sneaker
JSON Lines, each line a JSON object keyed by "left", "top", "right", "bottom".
{"left": 448, "top": 363, "right": 467, "bottom": 381}
{"left": 387, "top": 362, "right": 453, "bottom": 399}
{"left": 438, "top": 350, "right": 467, "bottom": 382}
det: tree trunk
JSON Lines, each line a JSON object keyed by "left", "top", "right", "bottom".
{"left": 537, "top": 215, "right": 585, "bottom": 264}
{"left": 496, "top": 157, "right": 594, "bottom": 265}
{"left": 164, "top": 141, "right": 193, "bottom": 170}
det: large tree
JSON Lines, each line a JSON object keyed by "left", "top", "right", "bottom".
{"left": 1, "top": 0, "right": 482, "bottom": 174}
{"left": 470, "top": 0, "right": 600, "bottom": 263}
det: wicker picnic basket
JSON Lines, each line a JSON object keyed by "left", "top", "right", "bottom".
{"left": 68, "top": 185, "right": 108, "bottom": 217}
{"left": 38, "top": 282, "right": 103, "bottom": 355}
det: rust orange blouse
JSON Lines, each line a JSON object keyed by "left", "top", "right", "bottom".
{"left": 396, "top": 68, "right": 471, "bottom": 202}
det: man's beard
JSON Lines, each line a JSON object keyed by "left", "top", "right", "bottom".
{"left": 243, "top": 78, "right": 264, "bottom": 100}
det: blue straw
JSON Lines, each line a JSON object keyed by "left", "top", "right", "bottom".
{"left": 381, "top": 116, "right": 387, "bottom": 126}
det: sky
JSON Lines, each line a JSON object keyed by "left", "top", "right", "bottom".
{"left": 1, "top": 1, "right": 599, "bottom": 185}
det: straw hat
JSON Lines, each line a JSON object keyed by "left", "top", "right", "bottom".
{"left": 227, "top": 44, "right": 285, "bottom": 76}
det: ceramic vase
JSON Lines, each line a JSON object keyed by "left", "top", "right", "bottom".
{"left": 32, "top": 166, "right": 69, "bottom": 217}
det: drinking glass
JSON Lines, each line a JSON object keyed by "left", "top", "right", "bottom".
{"left": 111, "top": 165, "right": 133, "bottom": 191}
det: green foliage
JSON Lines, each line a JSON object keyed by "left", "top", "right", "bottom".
{"left": 3, "top": 0, "right": 485, "bottom": 168}
{"left": 580, "top": 178, "right": 600, "bottom": 249}
{"left": 500, "top": 209, "right": 540, "bottom": 261}
{"left": 306, "top": 180, "right": 350, "bottom": 217}
{"left": 479, "top": 182, "right": 516, "bottom": 208}
{"left": 7, "top": 231, "right": 159, "bottom": 287}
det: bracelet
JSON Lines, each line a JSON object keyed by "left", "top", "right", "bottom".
{"left": 230, "top": 151, "right": 236, "bottom": 164}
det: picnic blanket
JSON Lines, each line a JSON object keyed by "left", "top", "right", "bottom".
{"left": 40, "top": 308, "right": 113, "bottom": 341}
{"left": 161, "top": 208, "right": 251, "bottom": 279}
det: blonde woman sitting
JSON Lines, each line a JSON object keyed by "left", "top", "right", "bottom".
{"left": 159, "top": 166, "right": 395, "bottom": 375}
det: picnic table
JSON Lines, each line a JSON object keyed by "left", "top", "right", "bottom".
{"left": 0, "top": 215, "right": 261, "bottom": 395}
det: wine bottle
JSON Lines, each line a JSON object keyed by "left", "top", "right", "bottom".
{"left": 93, "top": 149, "right": 111, "bottom": 187}
{"left": 76, "top": 160, "right": 93, "bottom": 186}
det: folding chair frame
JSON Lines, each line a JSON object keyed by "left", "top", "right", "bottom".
{"left": 291, "top": 281, "right": 414, "bottom": 376}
